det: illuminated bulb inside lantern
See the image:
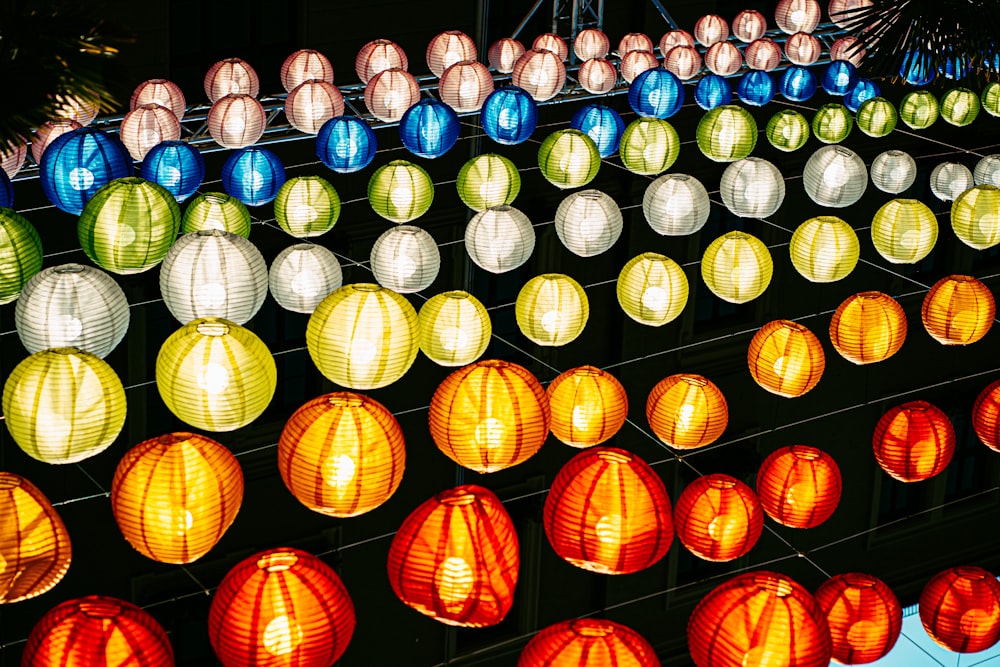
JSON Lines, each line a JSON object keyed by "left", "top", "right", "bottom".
{"left": 197, "top": 363, "right": 230, "bottom": 395}
{"left": 642, "top": 143, "right": 664, "bottom": 163}
{"left": 529, "top": 67, "right": 550, "bottom": 87}
{"left": 323, "top": 453, "right": 357, "bottom": 488}
{"left": 498, "top": 108, "right": 517, "bottom": 129}
{"left": 784, "top": 483, "right": 815, "bottom": 508}
{"left": 479, "top": 181, "right": 501, "bottom": 201}
{"left": 641, "top": 286, "right": 668, "bottom": 311}
{"left": 961, "top": 608, "right": 993, "bottom": 635}
{"left": 571, "top": 405, "right": 594, "bottom": 432}
{"left": 52, "top": 314, "right": 83, "bottom": 342}
{"left": 292, "top": 204, "right": 318, "bottom": 221}
{"left": 541, "top": 309, "right": 562, "bottom": 333}
{"left": 383, "top": 90, "right": 403, "bottom": 109}
{"left": 475, "top": 417, "right": 505, "bottom": 448}
{"left": 193, "top": 282, "right": 227, "bottom": 309}
{"left": 162, "top": 166, "right": 182, "bottom": 187}
{"left": 336, "top": 139, "right": 359, "bottom": 159}
{"left": 350, "top": 338, "right": 378, "bottom": 364}
{"left": 459, "top": 81, "right": 477, "bottom": 99}
{"left": 290, "top": 271, "right": 321, "bottom": 297}
{"left": 141, "top": 129, "right": 160, "bottom": 146}
{"left": 393, "top": 255, "right": 418, "bottom": 280}
{"left": 435, "top": 556, "right": 474, "bottom": 609}
{"left": 578, "top": 215, "right": 603, "bottom": 241}
{"left": 836, "top": 71, "right": 850, "bottom": 87}
{"left": 595, "top": 514, "right": 623, "bottom": 544}
{"left": 440, "top": 330, "right": 468, "bottom": 352}
{"left": 390, "top": 186, "right": 414, "bottom": 211}
{"left": 371, "top": 56, "right": 390, "bottom": 73}
{"left": 225, "top": 115, "right": 246, "bottom": 136}
{"left": 790, "top": 9, "right": 806, "bottom": 24}
{"left": 262, "top": 615, "right": 303, "bottom": 656}
{"left": 0, "top": 554, "right": 6, "bottom": 574}
{"left": 772, "top": 355, "right": 789, "bottom": 376}
{"left": 646, "top": 88, "right": 662, "bottom": 109}
{"left": 443, "top": 51, "right": 462, "bottom": 70}
{"left": 676, "top": 403, "right": 696, "bottom": 432}
{"left": 707, "top": 513, "right": 734, "bottom": 540}
{"left": 953, "top": 98, "right": 970, "bottom": 118}
{"left": 117, "top": 224, "right": 136, "bottom": 246}
{"left": 898, "top": 229, "right": 920, "bottom": 249}
{"left": 823, "top": 163, "right": 849, "bottom": 188}
{"left": 847, "top": 620, "right": 880, "bottom": 651}
{"left": 249, "top": 170, "right": 265, "bottom": 191}
{"left": 68, "top": 167, "right": 95, "bottom": 190}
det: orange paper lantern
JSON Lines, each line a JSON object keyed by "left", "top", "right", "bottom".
{"left": 920, "top": 566, "right": 1000, "bottom": 653}
{"left": 873, "top": 401, "right": 955, "bottom": 482}
{"left": 973, "top": 379, "right": 1000, "bottom": 452}
{"left": 673, "top": 473, "right": 764, "bottom": 562}
{"left": 646, "top": 373, "right": 729, "bottom": 450}
{"left": 921, "top": 275, "right": 995, "bottom": 345}
{"left": 829, "top": 291, "right": 908, "bottom": 365}
{"left": 518, "top": 618, "right": 659, "bottom": 666}
{"left": 756, "top": 444, "right": 842, "bottom": 528}
{"left": 814, "top": 572, "right": 902, "bottom": 664}
{"left": 355, "top": 39, "right": 408, "bottom": 83}
{"left": 546, "top": 365, "right": 628, "bottom": 448}
{"left": 748, "top": 320, "right": 826, "bottom": 398}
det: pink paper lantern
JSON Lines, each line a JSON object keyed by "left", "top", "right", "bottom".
{"left": 620, "top": 50, "right": 659, "bottom": 83}
{"left": 665, "top": 45, "right": 702, "bottom": 80}
{"left": 775, "top": 0, "right": 822, "bottom": 34}
{"left": 578, "top": 58, "right": 617, "bottom": 94}
{"left": 285, "top": 80, "right": 345, "bottom": 134}
{"left": 694, "top": 15, "right": 730, "bottom": 46}
{"left": 533, "top": 33, "right": 569, "bottom": 60}
{"left": 573, "top": 28, "right": 610, "bottom": 60}
{"left": 0, "top": 140, "right": 26, "bottom": 178}
{"left": 746, "top": 38, "right": 783, "bottom": 71}
{"left": 120, "top": 103, "right": 182, "bottom": 161}
{"left": 488, "top": 38, "right": 525, "bottom": 74}
{"left": 785, "top": 32, "right": 822, "bottom": 66}
{"left": 705, "top": 41, "right": 743, "bottom": 76}
{"left": 439, "top": 60, "right": 494, "bottom": 113}
{"left": 829, "top": 0, "right": 873, "bottom": 28}
{"left": 207, "top": 93, "right": 266, "bottom": 149}
{"left": 355, "top": 39, "right": 408, "bottom": 84}
{"left": 204, "top": 58, "right": 260, "bottom": 103}
{"left": 280, "top": 49, "right": 334, "bottom": 92}
{"left": 512, "top": 49, "right": 566, "bottom": 101}
{"left": 364, "top": 68, "right": 420, "bottom": 122}
{"left": 130, "top": 79, "right": 186, "bottom": 120}
{"left": 618, "top": 33, "right": 654, "bottom": 55}
{"left": 427, "top": 30, "right": 477, "bottom": 77}
{"left": 53, "top": 94, "right": 100, "bottom": 126}
{"left": 830, "top": 36, "right": 866, "bottom": 66}
{"left": 659, "top": 29, "right": 696, "bottom": 54}
{"left": 733, "top": 9, "right": 768, "bottom": 42}
{"left": 31, "top": 120, "right": 82, "bottom": 163}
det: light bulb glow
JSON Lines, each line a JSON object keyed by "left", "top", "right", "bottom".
{"left": 475, "top": 417, "right": 506, "bottom": 448}
{"left": 68, "top": 167, "right": 94, "bottom": 191}
{"left": 323, "top": 453, "right": 357, "bottom": 488}
{"left": 262, "top": 615, "right": 303, "bottom": 656}
{"left": 197, "top": 362, "right": 230, "bottom": 395}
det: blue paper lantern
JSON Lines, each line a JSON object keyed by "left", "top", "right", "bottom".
{"left": 695, "top": 74, "right": 732, "bottom": 110}
{"left": 900, "top": 51, "right": 935, "bottom": 86}
{"left": 140, "top": 140, "right": 205, "bottom": 203}
{"left": 39, "top": 127, "right": 132, "bottom": 215}
{"left": 844, "top": 78, "right": 880, "bottom": 112}
{"left": 481, "top": 86, "right": 537, "bottom": 145}
{"left": 938, "top": 48, "right": 971, "bottom": 80}
{"left": 736, "top": 71, "right": 775, "bottom": 107}
{"left": 570, "top": 104, "right": 625, "bottom": 157}
{"left": 316, "top": 116, "right": 377, "bottom": 174}
{"left": 822, "top": 61, "right": 859, "bottom": 96}
{"left": 222, "top": 147, "right": 286, "bottom": 207}
{"left": 0, "top": 169, "right": 11, "bottom": 209}
{"left": 399, "top": 99, "right": 460, "bottom": 159}
{"left": 628, "top": 67, "right": 684, "bottom": 119}
{"left": 779, "top": 67, "right": 817, "bottom": 102}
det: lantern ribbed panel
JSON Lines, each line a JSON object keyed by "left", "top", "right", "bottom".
{"left": 426, "top": 30, "right": 477, "bottom": 76}
{"left": 643, "top": 174, "right": 709, "bottom": 235}
{"left": 518, "top": 618, "right": 659, "bottom": 667}
{"left": 368, "top": 160, "right": 434, "bottom": 223}
{"left": 900, "top": 90, "right": 939, "bottom": 129}
{"left": 439, "top": 61, "right": 494, "bottom": 113}
{"left": 544, "top": 447, "right": 672, "bottom": 574}
{"left": 952, "top": 185, "right": 1000, "bottom": 249}
{"left": 269, "top": 244, "right": 342, "bottom": 314}
{"left": 974, "top": 155, "right": 1000, "bottom": 186}
{"left": 830, "top": 291, "right": 907, "bottom": 364}
{"left": 720, "top": 157, "right": 785, "bottom": 218}
{"left": 941, "top": 87, "right": 980, "bottom": 126}
{"left": 465, "top": 205, "right": 535, "bottom": 273}
{"left": 574, "top": 28, "right": 610, "bottom": 60}
{"left": 619, "top": 50, "right": 659, "bottom": 84}
{"left": 554, "top": 189, "right": 622, "bottom": 257}
{"left": 766, "top": 109, "right": 810, "bottom": 151}
{"left": 130, "top": 79, "right": 186, "bottom": 120}
{"left": 2, "top": 348, "right": 126, "bottom": 464}
{"left": 120, "top": 104, "right": 181, "bottom": 161}
{"left": 208, "top": 94, "right": 266, "bottom": 149}
{"left": 23, "top": 596, "right": 174, "bottom": 667}
{"left": 371, "top": 225, "right": 441, "bottom": 293}
{"left": 364, "top": 68, "right": 420, "bottom": 122}
{"left": 705, "top": 43, "right": 742, "bottom": 78}
{"left": 39, "top": 128, "right": 133, "bottom": 216}
{"left": 734, "top": 9, "right": 767, "bottom": 41}
{"left": 646, "top": 373, "right": 728, "bottom": 449}
{"left": 871, "top": 150, "right": 917, "bottom": 194}
{"left": 665, "top": 45, "right": 702, "bottom": 80}
{"left": 513, "top": 49, "right": 567, "bottom": 101}
{"left": 789, "top": 216, "right": 860, "bottom": 283}
{"left": 786, "top": 32, "right": 821, "bottom": 65}
{"left": 285, "top": 80, "right": 344, "bottom": 134}
{"left": 619, "top": 33, "right": 654, "bottom": 54}
{"left": 775, "top": 0, "right": 822, "bottom": 32}
{"left": 280, "top": 49, "right": 334, "bottom": 92}
{"left": 830, "top": 36, "right": 866, "bottom": 66}
{"left": 659, "top": 30, "right": 694, "bottom": 54}
{"left": 204, "top": 58, "right": 259, "bottom": 102}
{"left": 857, "top": 97, "right": 898, "bottom": 137}
{"left": 355, "top": 39, "right": 408, "bottom": 84}
{"left": 984, "top": 83, "right": 1000, "bottom": 117}
{"left": 0, "top": 208, "right": 42, "bottom": 305}
{"left": 278, "top": 393, "right": 405, "bottom": 517}
{"left": 974, "top": 380, "right": 1000, "bottom": 452}
{"left": 209, "top": 548, "right": 355, "bottom": 667}
{"left": 871, "top": 198, "right": 938, "bottom": 264}
{"left": 748, "top": 320, "right": 825, "bottom": 397}
{"left": 141, "top": 140, "right": 205, "bottom": 203}
{"left": 547, "top": 366, "right": 627, "bottom": 448}
{"left": 387, "top": 485, "right": 519, "bottom": 627}
{"left": 921, "top": 275, "right": 995, "bottom": 345}
{"left": 538, "top": 129, "right": 600, "bottom": 189}
{"left": 111, "top": 433, "right": 243, "bottom": 563}
{"left": 418, "top": 290, "right": 491, "bottom": 367}
{"left": 274, "top": 175, "right": 340, "bottom": 238}
{"left": 516, "top": 273, "right": 589, "bottom": 346}
{"left": 620, "top": 118, "right": 680, "bottom": 175}
{"left": 0, "top": 473, "right": 71, "bottom": 603}
{"left": 533, "top": 33, "right": 569, "bottom": 59}
{"left": 488, "top": 38, "right": 525, "bottom": 74}
{"left": 815, "top": 572, "right": 902, "bottom": 664}
{"left": 53, "top": 94, "right": 100, "bottom": 126}
{"left": 306, "top": 284, "right": 419, "bottom": 390}
{"left": 920, "top": 566, "right": 1000, "bottom": 653}
{"left": 428, "top": 360, "right": 550, "bottom": 473}
{"left": 30, "top": 119, "right": 82, "bottom": 163}
{"left": 694, "top": 15, "right": 729, "bottom": 46}
{"left": 745, "top": 38, "right": 782, "bottom": 71}
{"left": 457, "top": 154, "right": 520, "bottom": 212}
{"left": 578, "top": 58, "right": 617, "bottom": 94}
{"left": 673, "top": 474, "right": 763, "bottom": 562}
{"left": 697, "top": 105, "right": 757, "bottom": 162}
{"left": 399, "top": 100, "right": 460, "bottom": 159}
{"left": 803, "top": 145, "right": 868, "bottom": 207}
{"left": 183, "top": 192, "right": 252, "bottom": 237}
{"left": 617, "top": 252, "right": 688, "bottom": 325}
{"left": 756, "top": 445, "right": 841, "bottom": 528}
{"left": 156, "top": 318, "right": 277, "bottom": 431}
{"left": 812, "top": 103, "right": 853, "bottom": 143}
{"left": 701, "top": 231, "right": 773, "bottom": 304}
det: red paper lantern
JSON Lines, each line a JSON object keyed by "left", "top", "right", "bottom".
{"left": 756, "top": 445, "right": 842, "bottom": 528}
{"left": 745, "top": 37, "right": 783, "bottom": 71}
{"left": 620, "top": 50, "right": 659, "bottom": 83}
{"left": 573, "top": 28, "right": 610, "bottom": 60}
{"left": 285, "top": 80, "right": 345, "bottom": 134}
{"left": 355, "top": 39, "right": 408, "bottom": 83}
{"left": 733, "top": 9, "right": 768, "bottom": 42}
{"left": 694, "top": 14, "right": 730, "bottom": 47}
{"left": 280, "top": 49, "right": 334, "bottom": 92}
{"left": 665, "top": 45, "right": 702, "bottom": 80}
{"left": 204, "top": 57, "right": 260, "bottom": 102}
{"left": 673, "top": 473, "right": 764, "bottom": 562}
{"left": 518, "top": 618, "right": 659, "bottom": 666}
{"left": 547, "top": 365, "right": 628, "bottom": 448}
{"left": 209, "top": 548, "right": 356, "bottom": 667}
{"left": 872, "top": 401, "right": 955, "bottom": 482}
{"left": 814, "top": 572, "right": 902, "bottom": 664}
{"left": 130, "top": 78, "right": 186, "bottom": 120}
{"left": 488, "top": 38, "right": 526, "bottom": 74}
{"left": 618, "top": 33, "right": 654, "bottom": 55}
{"left": 920, "top": 566, "right": 1000, "bottom": 653}
{"left": 785, "top": 32, "right": 822, "bottom": 66}
{"left": 578, "top": 58, "right": 618, "bottom": 94}
{"left": 427, "top": 30, "right": 478, "bottom": 77}
{"left": 387, "top": 484, "right": 519, "bottom": 627}
{"left": 364, "top": 67, "right": 420, "bottom": 122}
{"left": 705, "top": 41, "right": 743, "bottom": 76}
{"left": 973, "top": 379, "right": 1000, "bottom": 452}
{"left": 207, "top": 93, "right": 267, "bottom": 149}
{"left": 543, "top": 446, "right": 673, "bottom": 574}
{"left": 646, "top": 373, "right": 729, "bottom": 450}
{"left": 533, "top": 33, "right": 569, "bottom": 60}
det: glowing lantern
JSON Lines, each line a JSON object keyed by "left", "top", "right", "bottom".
{"left": 456, "top": 153, "right": 520, "bottom": 211}
{"left": 204, "top": 57, "right": 259, "bottom": 102}
{"left": 0, "top": 208, "right": 42, "bottom": 304}
{"left": 931, "top": 162, "right": 974, "bottom": 201}
{"left": 780, "top": 66, "right": 818, "bottom": 102}
{"left": 481, "top": 85, "right": 538, "bottom": 145}
{"left": 574, "top": 28, "right": 609, "bottom": 59}
{"left": 547, "top": 366, "right": 627, "bottom": 448}
{"left": 870, "top": 149, "right": 916, "bottom": 194}
{"left": 618, "top": 33, "right": 654, "bottom": 54}
{"left": 0, "top": 138, "right": 27, "bottom": 178}
{"left": 746, "top": 38, "right": 782, "bottom": 71}
{"left": 766, "top": 109, "right": 811, "bottom": 151}
{"left": 183, "top": 192, "right": 252, "bottom": 237}
{"left": 418, "top": 290, "right": 491, "bottom": 367}
{"left": 22, "top": 597, "right": 173, "bottom": 667}
{"left": 516, "top": 273, "right": 588, "bottom": 346}
{"left": 701, "top": 231, "right": 773, "bottom": 304}
{"left": 628, "top": 67, "right": 683, "bottom": 118}
{"left": 737, "top": 70, "right": 776, "bottom": 106}
{"left": 803, "top": 145, "right": 867, "bottom": 208}
{"left": 533, "top": 33, "right": 569, "bottom": 60}
{"left": 141, "top": 140, "right": 206, "bottom": 203}
{"left": 757, "top": 445, "right": 841, "bottom": 527}
{"left": 873, "top": 401, "right": 954, "bottom": 482}
{"left": 845, "top": 78, "right": 880, "bottom": 112}
{"left": 554, "top": 189, "right": 622, "bottom": 257}
{"left": 673, "top": 474, "right": 763, "bottom": 562}
{"left": 921, "top": 275, "right": 995, "bottom": 345}
{"left": 789, "top": 216, "right": 860, "bottom": 283}
{"left": 941, "top": 87, "right": 980, "bottom": 126}
{"left": 39, "top": 127, "right": 132, "bottom": 215}
{"left": 952, "top": 185, "right": 1000, "bottom": 249}
{"left": 208, "top": 94, "right": 266, "bottom": 149}
{"left": 785, "top": 32, "right": 821, "bottom": 65}
{"left": 31, "top": 119, "right": 82, "bottom": 163}
{"left": 387, "top": 485, "right": 519, "bottom": 626}
{"left": 0, "top": 473, "right": 71, "bottom": 603}
{"left": 316, "top": 115, "right": 377, "bottom": 173}
{"left": 439, "top": 60, "right": 494, "bottom": 112}
{"left": 856, "top": 97, "right": 898, "bottom": 137}
{"left": 871, "top": 198, "right": 938, "bottom": 264}
{"left": 830, "top": 36, "right": 866, "bottom": 66}
{"left": 974, "top": 380, "right": 1000, "bottom": 452}
{"left": 984, "top": 82, "right": 1000, "bottom": 116}
{"left": 538, "top": 129, "right": 600, "bottom": 189}
{"left": 815, "top": 573, "right": 901, "bottom": 664}
{"left": 734, "top": 9, "right": 767, "bottom": 41}
{"left": 399, "top": 99, "right": 460, "bottom": 159}
{"left": 822, "top": 60, "right": 858, "bottom": 95}
{"left": 829, "top": 0, "right": 873, "bottom": 27}
{"left": 280, "top": 49, "right": 334, "bottom": 92}
{"left": 695, "top": 73, "right": 733, "bottom": 110}
{"left": 120, "top": 103, "right": 181, "bottom": 161}
{"left": 209, "top": 549, "right": 355, "bottom": 666}
{"left": 268, "top": 243, "right": 343, "bottom": 314}
{"left": 975, "top": 155, "right": 1000, "bottom": 186}
{"left": 274, "top": 175, "right": 341, "bottom": 237}
{"left": 368, "top": 160, "right": 434, "bottom": 223}
{"left": 285, "top": 80, "right": 344, "bottom": 134}
{"left": 465, "top": 205, "right": 535, "bottom": 273}
{"left": 696, "top": 104, "right": 757, "bottom": 162}
{"left": 512, "top": 49, "right": 566, "bottom": 101}
{"left": 660, "top": 29, "right": 695, "bottom": 52}
{"left": 899, "top": 90, "right": 939, "bottom": 129}
{"left": 620, "top": 50, "right": 659, "bottom": 83}
{"left": 371, "top": 225, "right": 440, "bottom": 293}
{"left": 488, "top": 37, "right": 525, "bottom": 73}
{"left": 577, "top": 57, "right": 618, "bottom": 95}
{"left": 829, "top": 292, "right": 907, "bottom": 364}
{"left": 646, "top": 374, "right": 728, "bottom": 449}
{"left": 223, "top": 146, "right": 286, "bottom": 209}
{"left": 278, "top": 393, "right": 404, "bottom": 517}
{"left": 519, "top": 619, "right": 658, "bottom": 666}
{"left": 719, "top": 157, "right": 785, "bottom": 218}
{"left": 694, "top": 14, "right": 729, "bottom": 46}
{"left": 705, "top": 41, "right": 742, "bottom": 76}
{"left": 920, "top": 566, "right": 1000, "bottom": 653}
{"left": 571, "top": 104, "right": 624, "bottom": 157}
{"left": 812, "top": 103, "right": 853, "bottom": 144}
{"left": 620, "top": 118, "right": 680, "bottom": 176}
{"left": 748, "top": 320, "right": 825, "bottom": 397}
{"left": 617, "top": 252, "right": 688, "bottom": 326}
{"left": 130, "top": 78, "right": 186, "bottom": 120}
{"left": 776, "top": 0, "right": 822, "bottom": 33}
{"left": 664, "top": 45, "right": 702, "bottom": 80}
{"left": 364, "top": 67, "right": 420, "bottom": 122}
{"left": 355, "top": 39, "right": 408, "bottom": 83}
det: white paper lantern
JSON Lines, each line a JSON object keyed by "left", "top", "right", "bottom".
{"left": 285, "top": 80, "right": 345, "bottom": 134}
{"left": 439, "top": 60, "right": 494, "bottom": 112}
{"left": 643, "top": 174, "right": 711, "bottom": 235}
{"left": 574, "top": 29, "right": 610, "bottom": 60}
{"left": 364, "top": 68, "right": 420, "bottom": 122}
{"left": 578, "top": 58, "right": 618, "bottom": 94}
{"left": 268, "top": 244, "right": 342, "bottom": 314}
{"left": 974, "top": 155, "right": 1000, "bottom": 187}
{"left": 355, "top": 39, "right": 408, "bottom": 83}
{"left": 619, "top": 50, "right": 659, "bottom": 83}
{"left": 488, "top": 38, "right": 525, "bottom": 74}
{"left": 465, "top": 205, "right": 535, "bottom": 273}
{"left": 554, "top": 190, "right": 623, "bottom": 257}
{"left": 705, "top": 41, "right": 743, "bottom": 76}
{"left": 870, "top": 150, "right": 917, "bottom": 194}
{"left": 930, "top": 162, "right": 975, "bottom": 201}
{"left": 720, "top": 157, "right": 786, "bottom": 218}
{"left": 803, "top": 145, "right": 868, "bottom": 208}
{"left": 120, "top": 103, "right": 182, "bottom": 161}
{"left": 427, "top": 30, "right": 477, "bottom": 77}
{"left": 371, "top": 225, "right": 441, "bottom": 293}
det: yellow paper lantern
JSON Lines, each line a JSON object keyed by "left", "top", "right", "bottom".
{"left": 616, "top": 252, "right": 689, "bottom": 326}
{"left": 871, "top": 199, "right": 938, "bottom": 264}
{"left": 951, "top": 185, "right": 1000, "bottom": 250}
{"left": 646, "top": 374, "right": 728, "bottom": 449}
{"left": 701, "top": 231, "right": 773, "bottom": 304}
{"left": 547, "top": 366, "right": 628, "bottom": 448}
{"left": 829, "top": 291, "right": 907, "bottom": 364}
{"left": 748, "top": 320, "right": 825, "bottom": 397}
{"left": 418, "top": 290, "right": 491, "bottom": 367}
{"left": 619, "top": 118, "right": 680, "bottom": 176}
{"left": 515, "top": 274, "right": 589, "bottom": 346}
{"left": 921, "top": 275, "right": 995, "bottom": 345}
{"left": 789, "top": 216, "right": 860, "bottom": 282}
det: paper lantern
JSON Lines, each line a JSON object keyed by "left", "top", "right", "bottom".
{"left": 3, "top": 348, "right": 126, "bottom": 464}
{"left": 399, "top": 99, "right": 460, "bottom": 159}
{"left": 371, "top": 225, "right": 440, "bottom": 293}
{"left": 628, "top": 67, "right": 683, "bottom": 118}
{"left": 156, "top": 318, "right": 276, "bottom": 431}
{"left": 829, "top": 291, "right": 907, "bottom": 364}
{"left": 0, "top": 473, "right": 71, "bottom": 604}
{"left": 306, "top": 284, "right": 419, "bottom": 390}
{"left": 941, "top": 87, "right": 980, "bottom": 126}
{"left": 828, "top": 0, "right": 873, "bottom": 26}
{"left": 538, "top": 129, "right": 600, "bottom": 189}
{"left": 984, "top": 82, "right": 1000, "bottom": 116}
{"left": 844, "top": 77, "right": 880, "bottom": 112}
{"left": 776, "top": 0, "right": 822, "bottom": 33}
{"left": 577, "top": 57, "right": 618, "bottom": 95}
{"left": 488, "top": 37, "right": 525, "bottom": 74}
{"left": 748, "top": 320, "right": 825, "bottom": 398}
{"left": 545, "top": 447, "right": 672, "bottom": 574}
{"left": 696, "top": 105, "right": 757, "bottom": 162}
{"left": 285, "top": 80, "right": 344, "bottom": 134}
{"left": 870, "top": 149, "right": 916, "bottom": 194}
{"left": 516, "top": 273, "right": 589, "bottom": 346}
{"left": 140, "top": 140, "right": 206, "bottom": 203}
{"left": 689, "top": 571, "right": 833, "bottom": 667}
{"left": 619, "top": 117, "right": 680, "bottom": 175}
{"left": 30, "top": 119, "right": 82, "bottom": 163}
{"left": 512, "top": 49, "right": 566, "bottom": 101}
{"left": 78, "top": 177, "right": 181, "bottom": 275}
{"left": 554, "top": 189, "right": 622, "bottom": 257}
{"left": 0, "top": 170, "right": 11, "bottom": 208}
{"left": 209, "top": 548, "right": 355, "bottom": 667}
{"left": 619, "top": 33, "right": 654, "bottom": 54}
{"left": 182, "top": 192, "right": 252, "bottom": 237}
{"left": 120, "top": 103, "right": 181, "bottom": 161}
{"left": 734, "top": 9, "right": 767, "bottom": 41}
{"left": 646, "top": 374, "right": 728, "bottom": 449}
{"left": 616, "top": 252, "right": 688, "bottom": 326}
{"left": 278, "top": 393, "right": 404, "bottom": 517}
{"left": 952, "top": 185, "right": 1000, "bottom": 250}
{"left": 315, "top": 115, "right": 377, "bottom": 173}
{"left": 274, "top": 175, "right": 341, "bottom": 237}
{"left": 660, "top": 29, "right": 695, "bottom": 53}
{"left": 903, "top": 51, "right": 937, "bottom": 85}
{"left": 856, "top": 97, "right": 898, "bottom": 137}
{"left": 673, "top": 474, "right": 763, "bottom": 562}
{"left": 573, "top": 28, "right": 610, "bottom": 60}
{"left": 975, "top": 155, "right": 1000, "bottom": 186}
{"left": 745, "top": 38, "right": 782, "bottom": 71}
{"left": 815, "top": 573, "right": 902, "bottom": 664}
{"left": 418, "top": 290, "right": 491, "bottom": 367}
{"left": 737, "top": 70, "right": 776, "bottom": 106}
{"left": 533, "top": 32, "right": 569, "bottom": 59}
{"left": 701, "top": 231, "right": 773, "bottom": 304}
{"left": 130, "top": 78, "right": 186, "bottom": 120}
{"left": 387, "top": 484, "right": 519, "bottom": 627}
{"left": 757, "top": 445, "right": 841, "bottom": 527}
{"left": 920, "top": 566, "right": 1000, "bottom": 653}
{"left": 694, "top": 14, "right": 729, "bottom": 46}
{"left": 429, "top": 360, "right": 549, "bottom": 472}
{"left": 481, "top": 85, "right": 538, "bottom": 145}
{"left": 695, "top": 73, "right": 733, "bottom": 110}
{"left": 281, "top": 49, "right": 334, "bottom": 92}
{"left": 222, "top": 147, "right": 286, "bottom": 206}
{"left": 15, "top": 264, "right": 129, "bottom": 358}
{"left": 456, "top": 153, "right": 520, "bottom": 211}
{"left": 570, "top": 104, "right": 624, "bottom": 158}
{"left": 207, "top": 93, "right": 266, "bottom": 149}
{"left": 439, "top": 60, "right": 493, "bottom": 113}
{"left": 931, "top": 163, "right": 975, "bottom": 203}
{"left": 705, "top": 41, "right": 742, "bottom": 76}
{"left": 766, "top": 109, "right": 811, "bottom": 151}
{"left": 664, "top": 45, "right": 702, "bottom": 80}
{"left": 268, "top": 243, "right": 343, "bottom": 314}
{"left": 822, "top": 60, "right": 858, "bottom": 95}
{"left": 779, "top": 66, "right": 818, "bottom": 101}
{"left": 39, "top": 127, "right": 132, "bottom": 215}
{"left": 899, "top": 90, "right": 939, "bottom": 129}
{"left": 619, "top": 49, "right": 659, "bottom": 83}
{"left": 789, "top": 216, "right": 860, "bottom": 283}
{"left": 23, "top": 597, "right": 173, "bottom": 667}
{"left": 465, "top": 205, "right": 535, "bottom": 273}
{"left": 871, "top": 198, "right": 938, "bottom": 264}
{"left": 812, "top": 103, "right": 853, "bottom": 144}
{"left": 519, "top": 619, "right": 658, "bottom": 666}
{"left": 159, "top": 230, "right": 268, "bottom": 325}
{"left": 973, "top": 379, "right": 1000, "bottom": 452}
{"left": 111, "top": 433, "right": 242, "bottom": 563}
{"left": 0, "top": 208, "right": 42, "bottom": 304}
{"left": 803, "top": 145, "right": 867, "bottom": 207}
{"left": 204, "top": 57, "right": 259, "bottom": 102}
{"left": 830, "top": 36, "right": 866, "bottom": 66}
{"left": 720, "top": 157, "right": 785, "bottom": 218}
{"left": 873, "top": 401, "right": 955, "bottom": 482}
{"left": 547, "top": 366, "right": 628, "bottom": 448}
{"left": 785, "top": 32, "right": 821, "bottom": 65}
{"left": 364, "top": 67, "right": 420, "bottom": 122}
{"left": 921, "top": 275, "right": 995, "bottom": 345}
{"left": 355, "top": 39, "right": 408, "bottom": 83}
{"left": 0, "top": 138, "right": 27, "bottom": 178}
{"left": 368, "top": 160, "right": 434, "bottom": 222}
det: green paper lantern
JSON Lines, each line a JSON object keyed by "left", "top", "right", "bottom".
{"left": 538, "top": 129, "right": 601, "bottom": 189}
{"left": 899, "top": 91, "right": 939, "bottom": 130}
{"left": 0, "top": 208, "right": 42, "bottom": 304}
{"left": 368, "top": 160, "right": 434, "bottom": 223}
{"left": 696, "top": 105, "right": 757, "bottom": 162}
{"left": 811, "top": 103, "right": 852, "bottom": 144}
{"left": 456, "top": 154, "right": 520, "bottom": 212}
{"left": 182, "top": 192, "right": 252, "bottom": 238}
{"left": 274, "top": 175, "right": 341, "bottom": 237}
{"left": 856, "top": 97, "right": 898, "bottom": 138}
{"left": 78, "top": 177, "right": 181, "bottom": 275}
{"left": 983, "top": 83, "right": 1000, "bottom": 118}
{"left": 766, "top": 110, "right": 810, "bottom": 152}
{"left": 940, "top": 87, "right": 980, "bottom": 127}
{"left": 619, "top": 118, "right": 680, "bottom": 176}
